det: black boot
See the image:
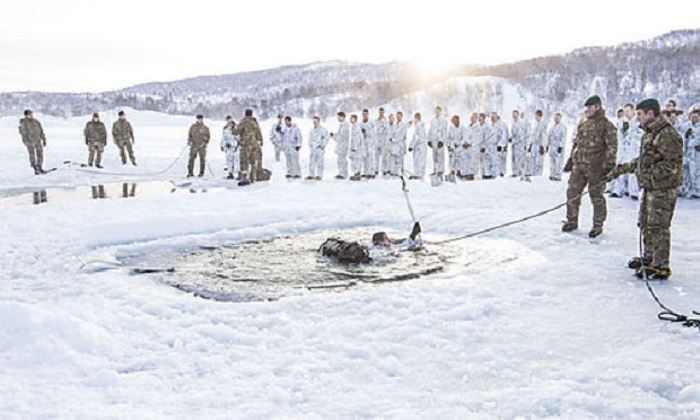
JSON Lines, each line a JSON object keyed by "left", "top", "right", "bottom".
{"left": 562, "top": 221, "right": 578, "bottom": 232}
{"left": 589, "top": 227, "right": 603, "bottom": 238}
{"left": 628, "top": 256, "right": 652, "bottom": 270}
{"left": 636, "top": 266, "right": 671, "bottom": 281}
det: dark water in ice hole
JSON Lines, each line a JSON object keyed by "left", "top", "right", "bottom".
{"left": 119, "top": 228, "right": 465, "bottom": 302}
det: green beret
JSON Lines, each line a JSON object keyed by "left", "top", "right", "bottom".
{"left": 196, "top": 114, "right": 204, "bottom": 119}
{"left": 636, "top": 98, "right": 660, "bottom": 110}
{"left": 584, "top": 95, "right": 602, "bottom": 106}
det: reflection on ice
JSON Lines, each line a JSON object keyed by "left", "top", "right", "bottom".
{"left": 0, "top": 181, "right": 185, "bottom": 206}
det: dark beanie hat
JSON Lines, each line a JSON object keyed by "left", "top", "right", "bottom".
{"left": 584, "top": 95, "right": 602, "bottom": 106}
{"left": 636, "top": 98, "right": 660, "bottom": 110}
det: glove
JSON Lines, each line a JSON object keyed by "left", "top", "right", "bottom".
{"left": 508, "top": 138, "right": 513, "bottom": 143}
{"left": 408, "top": 148, "right": 413, "bottom": 152}
{"left": 557, "top": 147, "right": 563, "bottom": 154}
{"left": 221, "top": 147, "right": 225, "bottom": 152}
{"left": 497, "top": 146, "right": 503, "bottom": 152}
{"left": 295, "top": 146, "right": 301, "bottom": 151}
{"left": 437, "top": 141, "right": 444, "bottom": 148}
{"left": 43, "top": 141, "right": 47, "bottom": 147}
{"left": 605, "top": 165, "right": 622, "bottom": 182}
{"left": 686, "top": 128, "right": 693, "bottom": 139}
{"left": 361, "top": 128, "right": 366, "bottom": 135}
{"left": 428, "top": 142, "right": 433, "bottom": 148}
{"left": 539, "top": 146, "right": 545, "bottom": 155}
{"left": 410, "top": 221, "right": 422, "bottom": 242}
{"left": 602, "top": 162, "right": 616, "bottom": 179}
{"left": 85, "top": 137, "right": 90, "bottom": 146}
{"left": 623, "top": 121, "right": 630, "bottom": 133}
{"left": 330, "top": 132, "right": 334, "bottom": 138}
{"left": 463, "top": 144, "right": 470, "bottom": 150}
{"left": 480, "top": 148, "right": 485, "bottom": 153}
{"left": 563, "top": 158, "right": 573, "bottom": 173}
{"left": 275, "top": 125, "right": 282, "bottom": 133}
{"left": 527, "top": 145, "right": 532, "bottom": 153}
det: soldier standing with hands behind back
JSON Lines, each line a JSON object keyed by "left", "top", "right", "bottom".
{"left": 18, "top": 109, "right": 47, "bottom": 175}
{"left": 84, "top": 112, "right": 107, "bottom": 168}
{"left": 187, "top": 114, "right": 210, "bottom": 177}
{"left": 234, "top": 109, "right": 264, "bottom": 185}
{"left": 608, "top": 99, "right": 684, "bottom": 280}
{"left": 112, "top": 110, "right": 137, "bottom": 166}
{"left": 562, "top": 95, "right": 618, "bottom": 238}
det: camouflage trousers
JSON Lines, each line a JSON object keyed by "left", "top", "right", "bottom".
{"left": 24, "top": 142, "right": 44, "bottom": 169}
{"left": 566, "top": 165, "right": 607, "bottom": 228}
{"left": 88, "top": 141, "right": 105, "bottom": 166}
{"left": 116, "top": 139, "right": 135, "bottom": 164}
{"left": 640, "top": 189, "right": 677, "bottom": 270}
{"left": 240, "top": 142, "right": 260, "bottom": 181}
{"left": 188, "top": 144, "right": 207, "bottom": 176}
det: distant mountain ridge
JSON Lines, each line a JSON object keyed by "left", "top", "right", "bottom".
{"left": 1, "top": 29, "right": 698, "bottom": 120}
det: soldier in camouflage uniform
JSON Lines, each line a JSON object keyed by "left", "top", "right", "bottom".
{"left": 187, "top": 115, "right": 211, "bottom": 177}
{"left": 84, "top": 112, "right": 107, "bottom": 168}
{"left": 18, "top": 109, "right": 47, "bottom": 175}
{"left": 608, "top": 99, "right": 684, "bottom": 280}
{"left": 233, "top": 109, "right": 263, "bottom": 185}
{"left": 562, "top": 95, "right": 618, "bottom": 238}
{"left": 112, "top": 111, "right": 136, "bottom": 165}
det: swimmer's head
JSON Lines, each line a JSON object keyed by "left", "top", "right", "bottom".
{"left": 372, "top": 232, "right": 391, "bottom": 246}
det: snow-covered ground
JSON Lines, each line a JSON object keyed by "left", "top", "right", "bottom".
{"left": 1, "top": 110, "right": 699, "bottom": 418}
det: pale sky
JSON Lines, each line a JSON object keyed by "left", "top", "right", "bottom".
{"left": 0, "top": 0, "right": 696, "bottom": 93}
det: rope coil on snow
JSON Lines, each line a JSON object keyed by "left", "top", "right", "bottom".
{"left": 637, "top": 189, "right": 700, "bottom": 331}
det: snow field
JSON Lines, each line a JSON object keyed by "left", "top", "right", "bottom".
{"left": 1, "top": 110, "right": 699, "bottom": 418}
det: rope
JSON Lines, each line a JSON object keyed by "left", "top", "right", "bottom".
{"left": 70, "top": 144, "right": 189, "bottom": 177}
{"left": 637, "top": 189, "right": 700, "bottom": 330}
{"left": 431, "top": 178, "right": 608, "bottom": 245}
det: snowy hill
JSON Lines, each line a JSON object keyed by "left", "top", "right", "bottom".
{"left": 0, "top": 29, "right": 698, "bottom": 120}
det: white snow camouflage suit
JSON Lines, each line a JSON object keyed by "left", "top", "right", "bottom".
{"left": 308, "top": 125, "right": 329, "bottom": 178}
{"left": 547, "top": 121, "right": 567, "bottom": 181}
{"left": 334, "top": 120, "right": 350, "bottom": 178}
{"left": 221, "top": 125, "right": 240, "bottom": 176}
{"left": 389, "top": 120, "right": 407, "bottom": 175}
{"left": 410, "top": 121, "right": 427, "bottom": 178}
{"left": 428, "top": 116, "right": 448, "bottom": 175}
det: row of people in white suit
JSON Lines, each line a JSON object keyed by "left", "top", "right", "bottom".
{"left": 264, "top": 107, "right": 570, "bottom": 181}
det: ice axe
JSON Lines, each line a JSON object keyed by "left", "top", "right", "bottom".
{"left": 400, "top": 174, "right": 423, "bottom": 245}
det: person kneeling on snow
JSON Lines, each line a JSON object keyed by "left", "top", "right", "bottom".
{"left": 221, "top": 116, "right": 240, "bottom": 180}
{"left": 318, "top": 222, "right": 422, "bottom": 264}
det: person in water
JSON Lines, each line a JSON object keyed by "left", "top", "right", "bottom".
{"left": 319, "top": 222, "right": 422, "bottom": 264}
